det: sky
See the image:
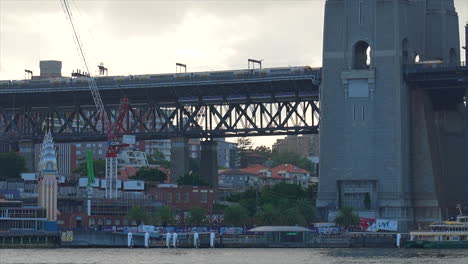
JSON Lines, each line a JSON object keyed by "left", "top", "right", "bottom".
{"left": 1, "top": 0, "right": 468, "bottom": 147}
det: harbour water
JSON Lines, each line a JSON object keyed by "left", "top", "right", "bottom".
{"left": 1, "top": 248, "right": 468, "bottom": 264}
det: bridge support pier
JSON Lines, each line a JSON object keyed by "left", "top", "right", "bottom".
{"left": 170, "top": 137, "right": 189, "bottom": 183}
{"left": 200, "top": 140, "right": 218, "bottom": 188}
{"left": 465, "top": 88, "right": 468, "bottom": 204}
{"left": 18, "top": 140, "right": 35, "bottom": 172}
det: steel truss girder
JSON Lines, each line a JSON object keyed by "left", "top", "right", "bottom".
{"left": 0, "top": 99, "right": 319, "bottom": 142}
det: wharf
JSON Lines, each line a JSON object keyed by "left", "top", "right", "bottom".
{"left": 59, "top": 231, "right": 398, "bottom": 248}
{"left": 0, "top": 231, "right": 60, "bottom": 248}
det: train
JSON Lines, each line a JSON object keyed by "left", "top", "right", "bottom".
{"left": 0, "top": 66, "right": 318, "bottom": 90}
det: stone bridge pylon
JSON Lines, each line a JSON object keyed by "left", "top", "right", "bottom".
{"left": 317, "top": 0, "right": 465, "bottom": 231}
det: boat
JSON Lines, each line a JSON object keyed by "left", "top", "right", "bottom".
{"left": 404, "top": 214, "right": 468, "bottom": 248}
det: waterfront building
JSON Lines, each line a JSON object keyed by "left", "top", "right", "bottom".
{"left": 37, "top": 132, "right": 59, "bottom": 221}
{"left": 218, "top": 169, "right": 259, "bottom": 190}
{"left": 215, "top": 138, "right": 238, "bottom": 169}
{"left": 0, "top": 194, "right": 47, "bottom": 231}
{"left": 147, "top": 184, "right": 215, "bottom": 221}
{"left": 273, "top": 135, "right": 320, "bottom": 158}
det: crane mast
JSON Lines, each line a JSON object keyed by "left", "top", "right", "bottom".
{"left": 60, "top": 0, "right": 105, "bottom": 114}
{"left": 61, "top": 0, "right": 128, "bottom": 199}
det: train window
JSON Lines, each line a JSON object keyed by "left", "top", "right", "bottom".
{"left": 270, "top": 69, "right": 291, "bottom": 73}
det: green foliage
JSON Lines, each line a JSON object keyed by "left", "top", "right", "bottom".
{"left": 223, "top": 205, "right": 249, "bottom": 226}
{"left": 189, "top": 157, "right": 200, "bottom": 174}
{"left": 253, "top": 145, "right": 272, "bottom": 158}
{"left": 128, "top": 206, "right": 148, "bottom": 225}
{"left": 177, "top": 172, "right": 209, "bottom": 186}
{"left": 131, "top": 167, "right": 167, "bottom": 182}
{"left": 334, "top": 206, "right": 360, "bottom": 228}
{"left": 256, "top": 203, "right": 278, "bottom": 225}
{"left": 295, "top": 199, "right": 317, "bottom": 226}
{"left": 271, "top": 151, "right": 314, "bottom": 171}
{"left": 150, "top": 206, "right": 175, "bottom": 227}
{"left": 186, "top": 207, "right": 207, "bottom": 226}
{"left": 0, "top": 152, "right": 26, "bottom": 180}
{"left": 225, "top": 183, "right": 318, "bottom": 226}
{"left": 364, "top": 193, "right": 371, "bottom": 210}
{"left": 279, "top": 206, "right": 306, "bottom": 226}
{"left": 74, "top": 159, "right": 105, "bottom": 178}
{"left": 236, "top": 138, "right": 253, "bottom": 150}
{"left": 236, "top": 138, "right": 254, "bottom": 168}
{"left": 147, "top": 150, "right": 170, "bottom": 168}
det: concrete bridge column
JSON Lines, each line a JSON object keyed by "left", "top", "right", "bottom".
{"left": 18, "top": 140, "right": 35, "bottom": 172}
{"left": 200, "top": 140, "right": 218, "bottom": 188}
{"left": 465, "top": 89, "right": 468, "bottom": 204}
{"left": 170, "top": 137, "right": 189, "bottom": 183}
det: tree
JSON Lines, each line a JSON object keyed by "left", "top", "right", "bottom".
{"left": 223, "top": 205, "right": 249, "bottom": 226}
{"left": 334, "top": 206, "right": 360, "bottom": 228}
{"left": 364, "top": 193, "right": 371, "bottom": 210}
{"left": 74, "top": 159, "right": 105, "bottom": 178}
{"left": 177, "top": 172, "right": 209, "bottom": 186}
{"left": 295, "top": 199, "right": 317, "bottom": 225}
{"left": 188, "top": 157, "right": 200, "bottom": 174}
{"left": 147, "top": 150, "right": 170, "bottom": 168}
{"left": 271, "top": 151, "right": 314, "bottom": 171}
{"left": 236, "top": 138, "right": 254, "bottom": 168}
{"left": 0, "top": 152, "right": 26, "bottom": 180}
{"left": 131, "top": 167, "right": 167, "bottom": 182}
{"left": 253, "top": 145, "right": 272, "bottom": 158}
{"left": 186, "top": 207, "right": 207, "bottom": 226}
{"left": 279, "top": 206, "right": 306, "bottom": 226}
{"left": 236, "top": 138, "right": 253, "bottom": 150}
{"left": 128, "top": 206, "right": 148, "bottom": 225}
{"left": 256, "top": 203, "right": 279, "bottom": 225}
{"left": 151, "top": 206, "right": 175, "bottom": 227}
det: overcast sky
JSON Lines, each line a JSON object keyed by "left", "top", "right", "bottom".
{"left": 1, "top": 0, "right": 468, "bottom": 147}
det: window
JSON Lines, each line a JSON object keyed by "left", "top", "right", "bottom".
{"left": 76, "top": 150, "right": 81, "bottom": 155}
{"left": 98, "top": 150, "right": 103, "bottom": 155}
{"left": 200, "top": 192, "right": 208, "bottom": 204}
{"left": 184, "top": 192, "right": 189, "bottom": 203}
{"left": 106, "top": 219, "right": 112, "bottom": 225}
{"left": 76, "top": 144, "right": 81, "bottom": 148}
{"left": 89, "top": 219, "right": 96, "bottom": 225}
{"left": 87, "top": 144, "right": 91, "bottom": 147}
{"left": 349, "top": 80, "right": 369, "bottom": 98}
{"left": 167, "top": 192, "right": 173, "bottom": 203}
{"left": 115, "top": 219, "right": 121, "bottom": 226}
{"left": 353, "top": 41, "right": 371, "bottom": 69}
{"left": 123, "top": 219, "right": 129, "bottom": 225}
{"left": 176, "top": 192, "right": 181, "bottom": 203}
{"left": 98, "top": 218, "right": 103, "bottom": 225}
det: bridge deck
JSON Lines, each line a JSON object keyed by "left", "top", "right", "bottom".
{"left": 0, "top": 67, "right": 320, "bottom": 107}
{"left": 0, "top": 67, "right": 321, "bottom": 142}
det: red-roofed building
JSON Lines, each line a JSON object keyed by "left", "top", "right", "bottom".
{"left": 240, "top": 164, "right": 281, "bottom": 186}
{"left": 270, "top": 164, "right": 315, "bottom": 187}
{"left": 218, "top": 163, "right": 316, "bottom": 194}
